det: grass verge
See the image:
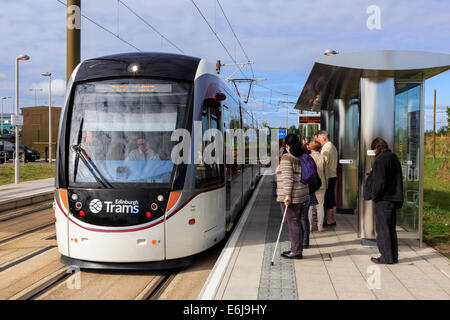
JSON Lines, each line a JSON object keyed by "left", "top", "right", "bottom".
{"left": 0, "top": 164, "right": 55, "bottom": 185}
{"left": 423, "top": 155, "right": 449, "bottom": 257}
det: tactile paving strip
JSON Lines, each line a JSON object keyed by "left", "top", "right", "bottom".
{"left": 258, "top": 184, "right": 298, "bottom": 300}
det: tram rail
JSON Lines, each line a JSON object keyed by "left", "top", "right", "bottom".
{"left": 0, "top": 201, "right": 55, "bottom": 245}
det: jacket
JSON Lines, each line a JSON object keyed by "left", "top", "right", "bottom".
{"left": 276, "top": 152, "right": 310, "bottom": 204}
{"left": 310, "top": 151, "right": 328, "bottom": 191}
{"left": 364, "top": 149, "right": 404, "bottom": 208}
{"left": 321, "top": 141, "right": 338, "bottom": 179}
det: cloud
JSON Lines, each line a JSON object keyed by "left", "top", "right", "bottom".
{"left": 0, "top": 0, "right": 449, "bottom": 111}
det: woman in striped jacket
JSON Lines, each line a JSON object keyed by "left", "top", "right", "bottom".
{"left": 276, "top": 133, "right": 310, "bottom": 259}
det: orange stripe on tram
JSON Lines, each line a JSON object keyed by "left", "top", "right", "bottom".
{"left": 58, "top": 189, "right": 69, "bottom": 211}
{"left": 166, "top": 192, "right": 182, "bottom": 213}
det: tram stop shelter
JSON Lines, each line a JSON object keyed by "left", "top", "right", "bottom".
{"left": 295, "top": 50, "right": 450, "bottom": 245}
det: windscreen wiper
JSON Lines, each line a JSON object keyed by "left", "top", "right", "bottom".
{"left": 73, "top": 119, "right": 83, "bottom": 182}
{"left": 72, "top": 144, "right": 114, "bottom": 189}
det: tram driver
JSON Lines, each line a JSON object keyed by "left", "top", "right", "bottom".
{"left": 126, "top": 137, "right": 160, "bottom": 161}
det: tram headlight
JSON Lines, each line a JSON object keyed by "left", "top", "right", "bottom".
{"left": 156, "top": 195, "right": 164, "bottom": 202}
{"left": 150, "top": 203, "right": 158, "bottom": 211}
{"left": 71, "top": 193, "right": 78, "bottom": 201}
{"left": 128, "top": 63, "right": 139, "bottom": 73}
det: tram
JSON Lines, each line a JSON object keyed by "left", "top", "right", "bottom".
{"left": 54, "top": 52, "right": 261, "bottom": 269}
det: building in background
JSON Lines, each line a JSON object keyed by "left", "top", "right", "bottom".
{"left": 22, "top": 106, "right": 61, "bottom": 159}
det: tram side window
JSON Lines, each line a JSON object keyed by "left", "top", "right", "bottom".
{"left": 195, "top": 101, "right": 224, "bottom": 188}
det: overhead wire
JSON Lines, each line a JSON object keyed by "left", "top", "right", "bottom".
{"left": 117, "top": 0, "right": 186, "bottom": 54}
{"left": 190, "top": 0, "right": 248, "bottom": 79}
{"left": 216, "top": 0, "right": 254, "bottom": 78}
{"left": 57, "top": 0, "right": 295, "bottom": 109}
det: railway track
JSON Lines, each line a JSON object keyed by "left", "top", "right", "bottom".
{"left": 0, "top": 201, "right": 55, "bottom": 245}
{"left": 14, "top": 268, "right": 179, "bottom": 300}
{"left": 0, "top": 178, "right": 252, "bottom": 300}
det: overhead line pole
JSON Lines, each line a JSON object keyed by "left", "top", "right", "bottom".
{"left": 433, "top": 89, "right": 436, "bottom": 162}
{"left": 67, "top": 0, "right": 81, "bottom": 84}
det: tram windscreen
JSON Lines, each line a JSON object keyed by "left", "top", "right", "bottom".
{"left": 68, "top": 78, "right": 190, "bottom": 186}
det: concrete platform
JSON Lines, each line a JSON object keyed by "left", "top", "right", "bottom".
{"left": 199, "top": 174, "right": 450, "bottom": 300}
{"left": 0, "top": 178, "right": 55, "bottom": 211}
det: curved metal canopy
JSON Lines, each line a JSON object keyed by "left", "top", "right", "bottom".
{"left": 295, "top": 50, "right": 450, "bottom": 111}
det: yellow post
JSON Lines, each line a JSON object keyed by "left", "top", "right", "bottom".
{"left": 67, "top": 0, "right": 81, "bottom": 84}
{"left": 433, "top": 89, "right": 436, "bottom": 162}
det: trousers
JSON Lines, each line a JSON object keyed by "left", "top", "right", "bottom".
{"left": 374, "top": 200, "right": 399, "bottom": 263}
{"left": 301, "top": 201, "right": 310, "bottom": 246}
{"left": 280, "top": 202, "right": 305, "bottom": 255}
{"left": 308, "top": 189, "right": 326, "bottom": 231}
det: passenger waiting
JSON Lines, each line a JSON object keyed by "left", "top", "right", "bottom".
{"left": 276, "top": 133, "right": 309, "bottom": 259}
{"left": 308, "top": 141, "right": 328, "bottom": 232}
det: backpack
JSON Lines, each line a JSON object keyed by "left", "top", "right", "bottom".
{"left": 299, "top": 153, "right": 322, "bottom": 194}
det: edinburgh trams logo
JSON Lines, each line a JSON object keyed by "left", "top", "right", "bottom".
{"left": 89, "top": 199, "right": 103, "bottom": 213}
{"left": 89, "top": 198, "right": 139, "bottom": 214}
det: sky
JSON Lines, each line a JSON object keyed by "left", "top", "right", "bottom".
{"left": 0, "top": 0, "right": 448, "bottom": 130}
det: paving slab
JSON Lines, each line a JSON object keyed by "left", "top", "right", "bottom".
{"left": 200, "top": 174, "right": 450, "bottom": 300}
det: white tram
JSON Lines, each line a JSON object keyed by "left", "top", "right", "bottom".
{"left": 54, "top": 52, "right": 261, "bottom": 269}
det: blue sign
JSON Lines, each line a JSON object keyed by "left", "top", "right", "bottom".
{"left": 278, "top": 129, "right": 287, "bottom": 139}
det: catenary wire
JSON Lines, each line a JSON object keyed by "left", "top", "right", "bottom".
{"left": 190, "top": 0, "right": 248, "bottom": 79}
{"left": 216, "top": 0, "right": 254, "bottom": 78}
{"left": 118, "top": 0, "right": 185, "bottom": 54}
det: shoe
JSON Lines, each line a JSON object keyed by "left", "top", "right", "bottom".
{"left": 323, "top": 222, "right": 333, "bottom": 227}
{"left": 371, "top": 257, "right": 396, "bottom": 264}
{"left": 281, "top": 252, "right": 303, "bottom": 259}
{"left": 330, "top": 222, "right": 336, "bottom": 226}
{"left": 370, "top": 257, "right": 383, "bottom": 264}
{"left": 282, "top": 250, "right": 291, "bottom": 255}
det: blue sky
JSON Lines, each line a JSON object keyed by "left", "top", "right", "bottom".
{"left": 0, "top": 0, "right": 448, "bottom": 130}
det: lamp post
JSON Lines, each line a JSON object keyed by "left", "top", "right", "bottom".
{"left": 28, "top": 88, "right": 43, "bottom": 106}
{"left": 324, "top": 49, "right": 339, "bottom": 56}
{"left": 1, "top": 97, "right": 12, "bottom": 134}
{"left": 14, "top": 54, "right": 30, "bottom": 184}
{"left": 41, "top": 72, "right": 52, "bottom": 164}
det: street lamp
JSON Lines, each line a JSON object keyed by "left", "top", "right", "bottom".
{"left": 28, "top": 88, "right": 43, "bottom": 106}
{"left": 1, "top": 97, "right": 12, "bottom": 135}
{"left": 14, "top": 54, "right": 30, "bottom": 184}
{"left": 324, "top": 49, "right": 339, "bottom": 56}
{"left": 41, "top": 72, "right": 52, "bottom": 164}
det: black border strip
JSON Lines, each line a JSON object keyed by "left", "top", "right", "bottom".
{"left": 0, "top": 246, "right": 56, "bottom": 273}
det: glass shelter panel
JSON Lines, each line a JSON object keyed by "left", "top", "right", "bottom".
{"left": 394, "top": 83, "right": 421, "bottom": 232}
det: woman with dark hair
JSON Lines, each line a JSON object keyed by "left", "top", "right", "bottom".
{"left": 365, "top": 137, "right": 404, "bottom": 264}
{"left": 276, "top": 133, "right": 310, "bottom": 259}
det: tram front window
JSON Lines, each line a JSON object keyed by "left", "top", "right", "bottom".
{"left": 68, "top": 78, "right": 190, "bottom": 186}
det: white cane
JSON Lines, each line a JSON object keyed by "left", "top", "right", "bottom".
{"left": 271, "top": 205, "right": 289, "bottom": 266}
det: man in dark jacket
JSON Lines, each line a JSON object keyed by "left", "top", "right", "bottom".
{"left": 365, "top": 137, "right": 403, "bottom": 264}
